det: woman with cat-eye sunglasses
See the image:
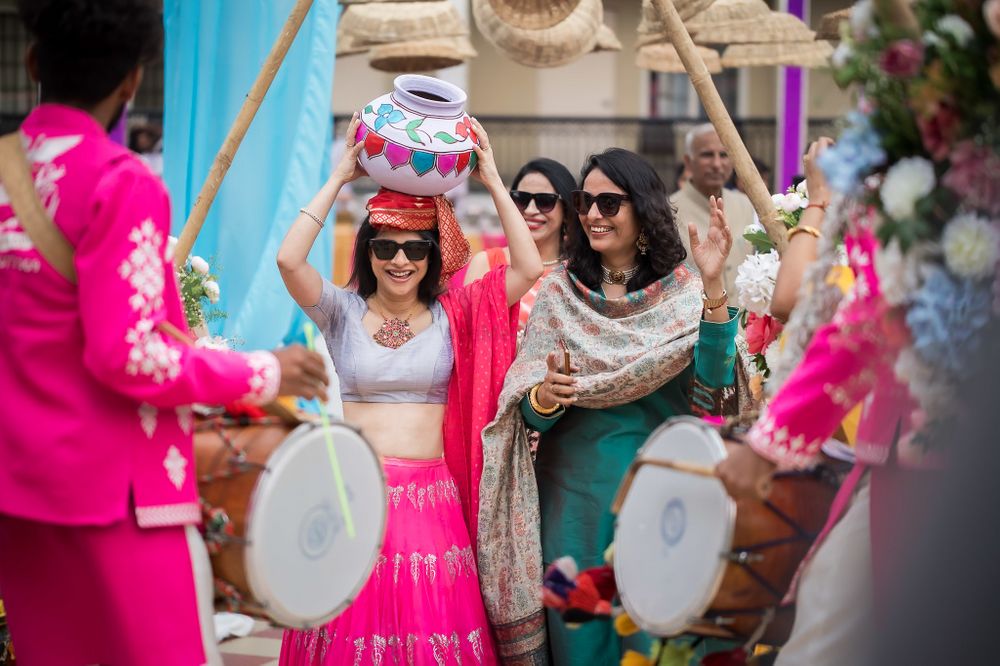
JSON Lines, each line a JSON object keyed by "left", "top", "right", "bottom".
{"left": 463, "top": 157, "right": 580, "bottom": 333}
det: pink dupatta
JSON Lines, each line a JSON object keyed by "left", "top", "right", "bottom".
{"left": 439, "top": 265, "right": 519, "bottom": 542}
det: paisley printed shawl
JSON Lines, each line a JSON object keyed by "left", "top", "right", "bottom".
{"left": 477, "top": 264, "right": 709, "bottom": 662}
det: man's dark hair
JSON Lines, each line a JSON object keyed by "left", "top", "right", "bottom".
{"left": 567, "top": 148, "right": 687, "bottom": 293}
{"left": 347, "top": 217, "right": 444, "bottom": 304}
{"left": 17, "top": 0, "right": 162, "bottom": 105}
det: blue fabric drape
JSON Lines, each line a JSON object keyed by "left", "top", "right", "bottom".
{"left": 163, "top": 0, "right": 338, "bottom": 349}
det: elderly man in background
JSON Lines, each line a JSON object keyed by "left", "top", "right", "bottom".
{"left": 670, "top": 123, "right": 756, "bottom": 296}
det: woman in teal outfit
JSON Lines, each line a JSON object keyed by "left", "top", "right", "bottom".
{"left": 475, "top": 148, "right": 750, "bottom": 665}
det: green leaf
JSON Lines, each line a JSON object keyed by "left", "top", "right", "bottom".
{"left": 433, "top": 131, "right": 459, "bottom": 144}
{"left": 406, "top": 119, "right": 425, "bottom": 145}
{"left": 743, "top": 229, "right": 776, "bottom": 254}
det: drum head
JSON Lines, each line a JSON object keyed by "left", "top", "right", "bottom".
{"left": 244, "top": 422, "right": 386, "bottom": 628}
{"left": 614, "top": 416, "right": 735, "bottom": 636}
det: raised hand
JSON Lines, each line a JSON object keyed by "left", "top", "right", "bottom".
{"left": 468, "top": 117, "right": 502, "bottom": 188}
{"left": 688, "top": 195, "right": 733, "bottom": 284}
{"left": 330, "top": 112, "right": 368, "bottom": 185}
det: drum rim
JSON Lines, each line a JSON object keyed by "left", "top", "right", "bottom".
{"left": 614, "top": 416, "right": 736, "bottom": 636}
{"left": 243, "top": 420, "right": 387, "bottom": 628}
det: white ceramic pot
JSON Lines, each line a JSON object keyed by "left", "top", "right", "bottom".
{"left": 355, "top": 75, "right": 479, "bottom": 197}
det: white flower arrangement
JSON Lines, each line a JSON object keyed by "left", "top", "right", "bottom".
{"left": 849, "top": 0, "right": 876, "bottom": 38}
{"left": 735, "top": 250, "right": 781, "bottom": 314}
{"left": 879, "top": 157, "right": 935, "bottom": 220}
{"left": 935, "top": 14, "right": 975, "bottom": 46}
{"left": 942, "top": 213, "right": 1000, "bottom": 280}
{"left": 874, "top": 238, "right": 936, "bottom": 306}
{"left": 169, "top": 235, "right": 226, "bottom": 330}
{"left": 763, "top": 339, "right": 783, "bottom": 371}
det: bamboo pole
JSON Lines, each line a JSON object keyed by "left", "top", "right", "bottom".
{"left": 650, "top": 0, "right": 787, "bottom": 254}
{"left": 174, "top": 0, "right": 316, "bottom": 269}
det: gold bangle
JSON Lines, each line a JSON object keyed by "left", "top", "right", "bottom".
{"left": 529, "top": 383, "right": 562, "bottom": 416}
{"left": 788, "top": 225, "right": 821, "bottom": 241}
{"left": 702, "top": 289, "right": 728, "bottom": 312}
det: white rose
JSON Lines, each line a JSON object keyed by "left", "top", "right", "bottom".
{"left": 779, "top": 193, "right": 807, "bottom": 213}
{"left": 166, "top": 235, "right": 178, "bottom": 262}
{"left": 190, "top": 256, "right": 210, "bottom": 275}
{"left": 744, "top": 222, "right": 765, "bottom": 235}
{"left": 771, "top": 193, "right": 786, "bottom": 208}
{"left": 831, "top": 42, "right": 853, "bottom": 68}
{"left": 795, "top": 179, "right": 809, "bottom": 198}
{"left": 942, "top": 213, "right": 1000, "bottom": 280}
{"left": 880, "top": 157, "right": 935, "bottom": 220}
{"left": 763, "top": 339, "right": 783, "bottom": 371}
{"left": 936, "top": 14, "right": 975, "bottom": 47}
{"left": 735, "top": 250, "right": 781, "bottom": 314}
{"left": 204, "top": 280, "right": 221, "bottom": 304}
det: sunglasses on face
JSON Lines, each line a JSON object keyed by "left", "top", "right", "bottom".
{"left": 509, "top": 190, "right": 561, "bottom": 214}
{"left": 571, "top": 190, "right": 631, "bottom": 217}
{"left": 368, "top": 239, "right": 433, "bottom": 261}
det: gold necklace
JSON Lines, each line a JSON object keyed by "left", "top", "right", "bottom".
{"left": 370, "top": 298, "right": 419, "bottom": 349}
{"left": 541, "top": 258, "right": 562, "bottom": 267}
{"left": 601, "top": 263, "right": 639, "bottom": 285}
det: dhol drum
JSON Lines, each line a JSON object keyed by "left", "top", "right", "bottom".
{"left": 612, "top": 416, "right": 837, "bottom": 645}
{"left": 195, "top": 414, "right": 385, "bottom": 629}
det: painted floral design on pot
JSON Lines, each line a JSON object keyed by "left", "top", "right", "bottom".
{"left": 355, "top": 75, "right": 479, "bottom": 197}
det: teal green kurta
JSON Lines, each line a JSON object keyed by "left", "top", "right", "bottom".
{"left": 521, "top": 309, "right": 739, "bottom": 665}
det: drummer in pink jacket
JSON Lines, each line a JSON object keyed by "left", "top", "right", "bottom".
{"left": 0, "top": 2, "right": 328, "bottom": 664}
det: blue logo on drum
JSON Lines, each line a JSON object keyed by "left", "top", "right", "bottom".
{"left": 660, "top": 498, "right": 686, "bottom": 547}
{"left": 298, "top": 502, "right": 342, "bottom": 560}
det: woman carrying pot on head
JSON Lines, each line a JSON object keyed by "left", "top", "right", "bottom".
{"left": 464, "top": 158, "right": 579, "bottom": 333}
{"left": 276, "top": 114, "right": 542, "bottom": 665}
{"left": 476, "top": 148, "right": 755, "bottom": 664}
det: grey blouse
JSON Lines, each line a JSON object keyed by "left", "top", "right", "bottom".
{"left": 306, "top": 279, "right": 453, "bottom": 404}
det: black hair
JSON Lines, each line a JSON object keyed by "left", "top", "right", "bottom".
{"left": 567, "top": 148, "right": 687, "bottom": 293}
{"left": 347, "top": 217, "right": 443, "bottom": 304}
{"left": 17, "top": 0, "right": 162, "bottom": 106}
{"left": 511, "top": 157, "right": 580, "bottom": 257}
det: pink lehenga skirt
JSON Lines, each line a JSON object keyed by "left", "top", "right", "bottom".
{"left": 280, "top": 456, "right": 498, "bottom": 665}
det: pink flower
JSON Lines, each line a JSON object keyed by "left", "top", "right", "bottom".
{"left": 879, "top": 40, "right": 925, "bottom": 77}
{"left": 943, "top": 141, "right": 1000, "bottom": 215}
{"left": 745, "top": 313, "right": 784, "bottom": 355}
{"left": 916, "top": 102, "right": 961, "bottom": 161}
{"left": 985, "top": 0, "right": 1000, "bottom": 39}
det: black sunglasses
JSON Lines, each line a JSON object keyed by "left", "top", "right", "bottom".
{"left": 368, "top": 239, "right": 434, "bottom": 261}
{"left": 510, "top": 190, "right": 561, "bottom": 214}
{"left": 571, "top": 190, "right": 631, "bottom": 217}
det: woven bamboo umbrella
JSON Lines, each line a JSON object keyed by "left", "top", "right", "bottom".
{"left": 340, "top": 0, "right": 439, "bottom": 3}
{"left": 636, "top": 42, "right": 722, "bottom": 73}
{"left": 472, "top": 0, "right": 602, "bottom": 68}
{"left": 818, "top": 7, "right": 850, "bottom": 40}
{"left": 637, "top": 0, "right": 718, "bottom": 46}
{"left": 369, "top": 36, "right": 477, "bottom": 72}
{"left": 336, "top": 28, "right": 369, "bottom": 57}
{"left": 720, "top": 40, "right": 833, "bottom": 67}
{"left": 592, "top": 24, "right": 623, "bottom": 53}
{"left": 691, "top": 11, "right": 815, "bottom": 45}
{"left": 339, "top": 1, "right": 467, "bottom": 47}
{"left": 686, "top": 0, "right": 770, "bottom": 31}
{"left": 485, "top": 0, "right": 583, "bottom": 30}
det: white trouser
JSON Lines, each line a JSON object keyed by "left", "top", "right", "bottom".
{"left": 776, "top": 474, "right": 874, "bottom": 666}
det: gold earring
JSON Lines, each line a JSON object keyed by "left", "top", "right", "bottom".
{"left": 637, "top": 232, "right": 649, "bottom": 255}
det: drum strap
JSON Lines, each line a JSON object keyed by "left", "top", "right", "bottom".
{"left": 0, "top": 132, "right": 77, "bottom": 283}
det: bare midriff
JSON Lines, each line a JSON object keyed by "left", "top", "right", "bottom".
{"left": 343, "top": 401, "right": 446, "bottom": 459}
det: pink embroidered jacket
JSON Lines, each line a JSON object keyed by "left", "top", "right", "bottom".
{"left": 745, "top": 224, "right": 918, "bottom": 469}
{"left": 0, "top": 105, "right": 280, "bottom": 528}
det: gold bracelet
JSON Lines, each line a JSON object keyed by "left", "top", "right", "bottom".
{"left": 788, "top": 225, "right": 821, "bottom": 241}
{"left": 529, "top": 383, "right": 562, "bottom": 416}
{"left": 299, "top": 207, "right": 324, "bottom": 228}
{"left": 702, "top": 289, "right": 728, "bottom": 313}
